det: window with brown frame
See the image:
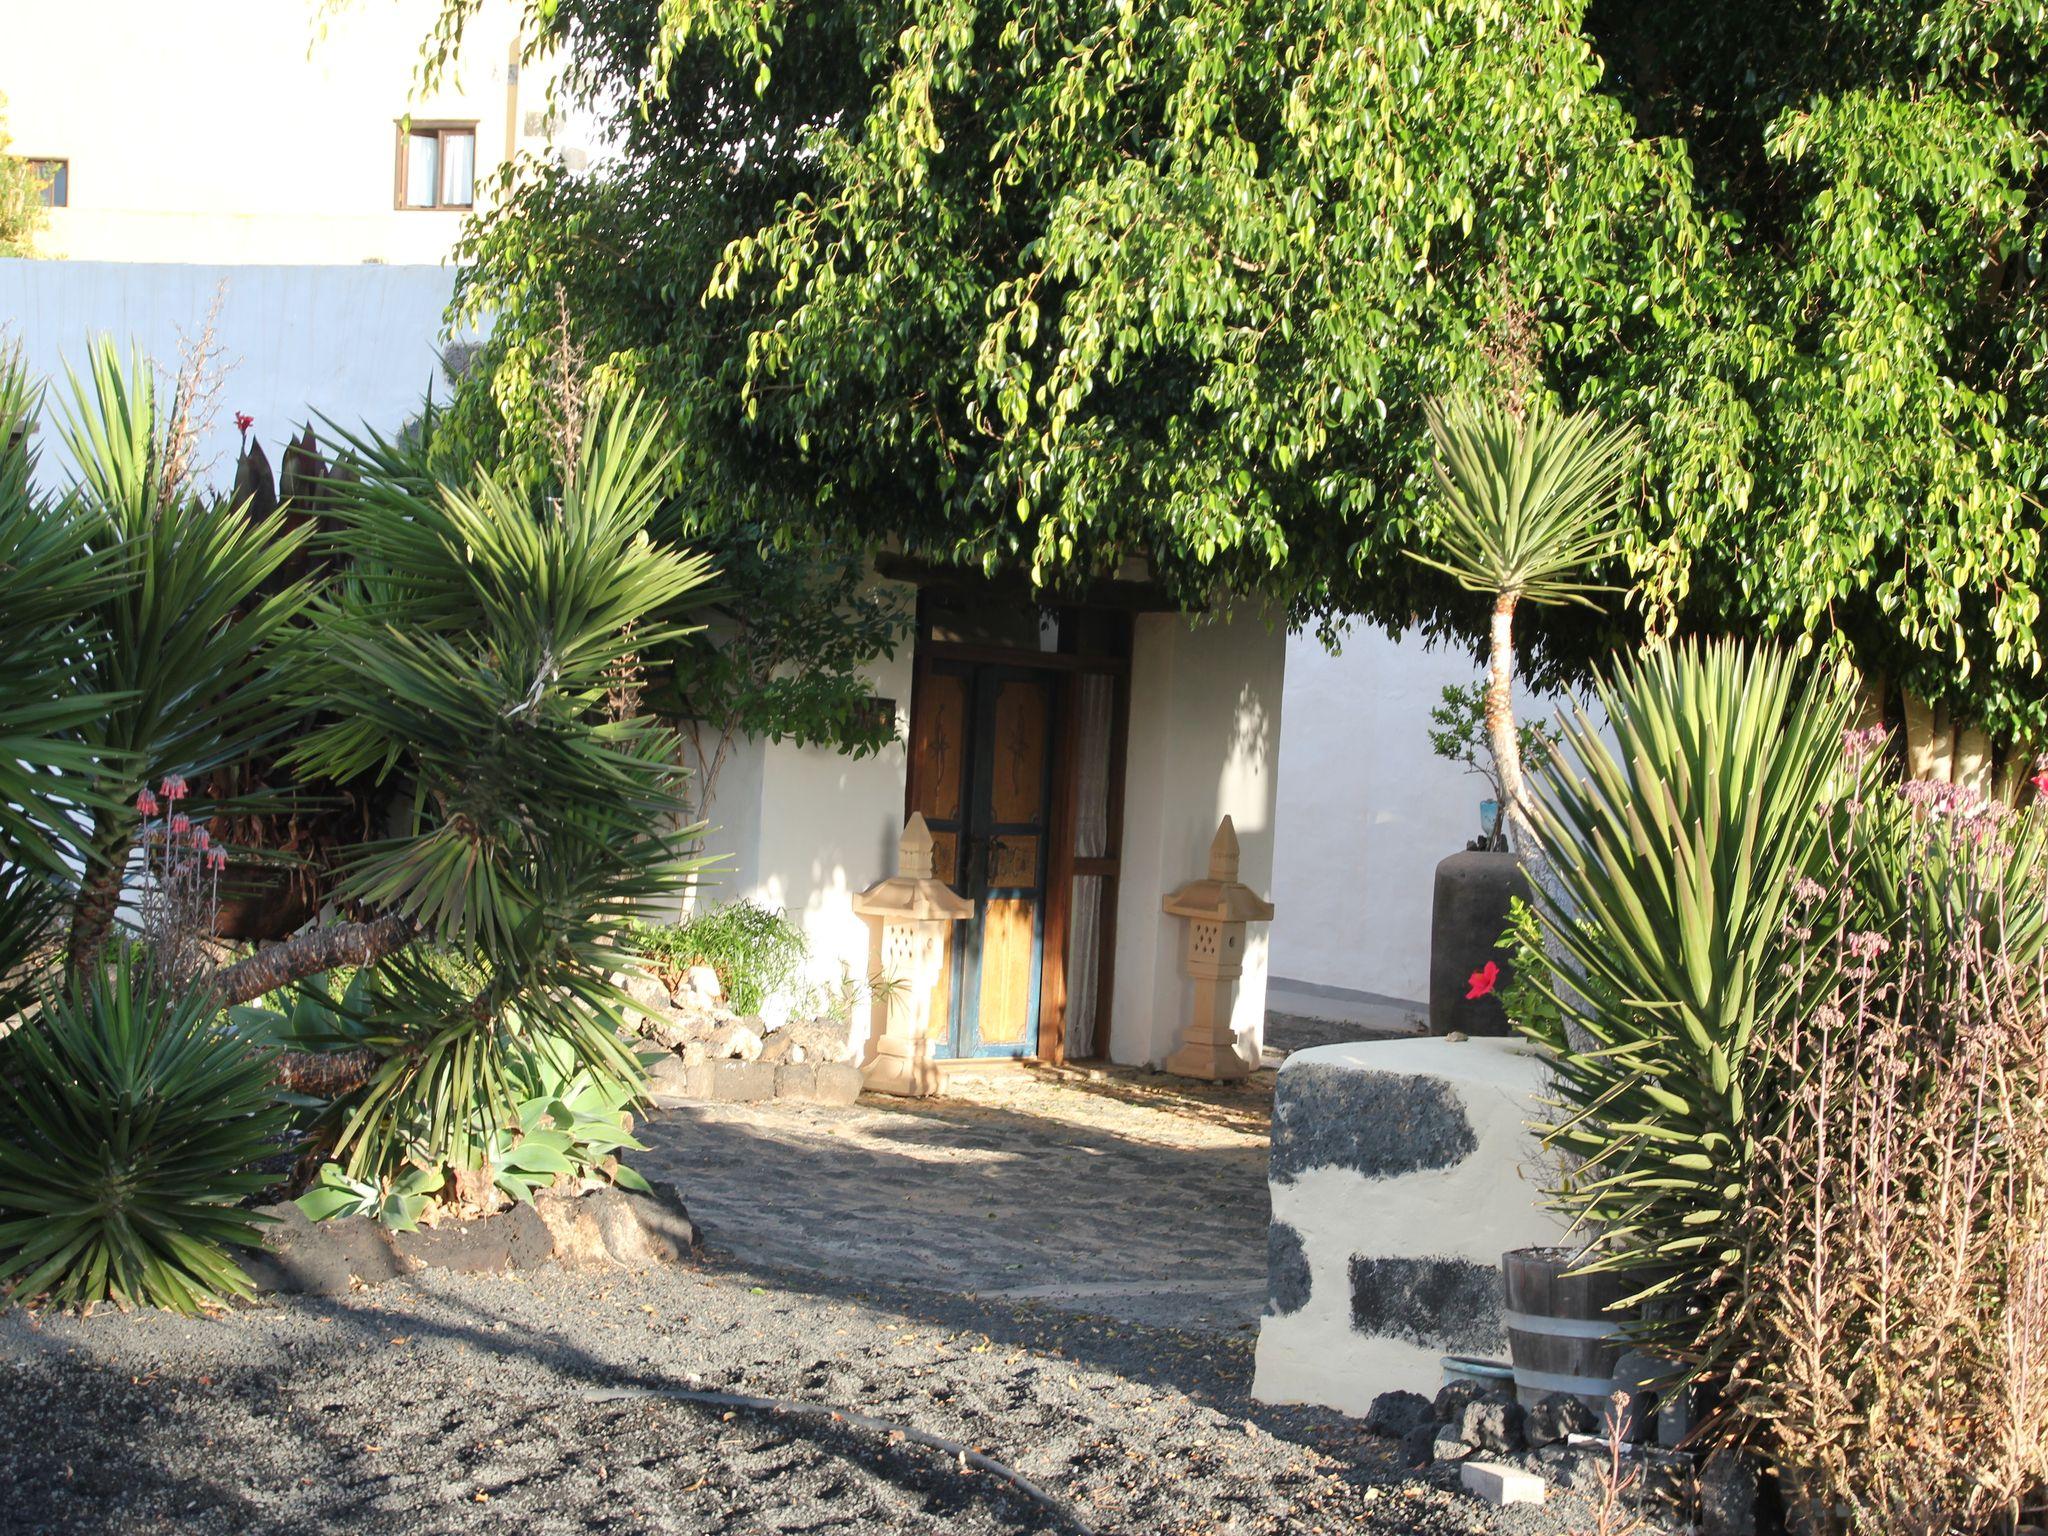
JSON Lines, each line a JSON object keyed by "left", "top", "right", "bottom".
{"left": 16, "top": 158, "right": 67, "bottom": 207}
{"left": 394, "top": 122, "right": 476, "bottom": 210}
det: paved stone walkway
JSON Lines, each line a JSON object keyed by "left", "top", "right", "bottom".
{"left": 637, "top": 1063, "right": 1277, "bottom": 1333}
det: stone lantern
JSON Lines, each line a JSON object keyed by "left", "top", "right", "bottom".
{"left": 1162, "top": 816, "right": 1274, "bottom": 1081}
{"left": 854, "top": 813, "right": 974, "bottom": 1098}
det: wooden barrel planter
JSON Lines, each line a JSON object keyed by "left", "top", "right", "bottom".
{"left": 1501, "top": 1246, "right": 1634, "bottom": 1414}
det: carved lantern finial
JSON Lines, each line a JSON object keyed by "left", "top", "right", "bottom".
{"left": 853, "top": 814, "right": 973, "bottom": 1097}
{"left": 1162, "top": 815, "right": 1275, "bottom": 1081}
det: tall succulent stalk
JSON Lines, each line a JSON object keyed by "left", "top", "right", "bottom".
{"left": 1412, "top": 395, "right": 1642, "bottom": 854}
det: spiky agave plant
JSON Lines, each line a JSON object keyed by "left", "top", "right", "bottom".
{"left": 0, "top": 949, "right": 289, "bottom": 1312}
{"left": 1410, "top": 396, "right": 1642, "bottom": 852}
{"left": 1521, "top": 639, "right": 1861, "bottom": 1345}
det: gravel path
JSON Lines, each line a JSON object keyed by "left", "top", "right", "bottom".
{"left": 0, "top": 1065, "right": 1593, "bottom": 1535}
{"left": 0, "top": 1260, "right": 1577, "bottom": 1536}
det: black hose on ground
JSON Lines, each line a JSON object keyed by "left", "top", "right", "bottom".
{"left": 581, "top": 1383, "right": 1094, "bottom": 1534}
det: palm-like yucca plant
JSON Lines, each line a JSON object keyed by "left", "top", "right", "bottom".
{"left": 0, "top": 949, "right": 289, "bottom": 1312}
{"left": 50, "top": 339, "right": 313, "bottom": 972}
{"left": 0, "top": 345, "right": 130, "bottom": 884}
{"left": 1412, "top": 396, "right": 1642, "bottom": 851}
{"left": 269, "top": 392, "right": 713, "bottom": 1183}
{"left": 1522, "top": 639, "right": 1861, "bottom": 1340}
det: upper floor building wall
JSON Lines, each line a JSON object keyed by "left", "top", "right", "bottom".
{"left": 2, "top": 0, "right": 574, "bottom": 264}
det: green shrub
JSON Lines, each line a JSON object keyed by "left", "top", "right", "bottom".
{"left": 624, "top": 900, "right": 809, "bottom": 1015}
{"left": 294, "top": 1031, "right": 653, "bottom": 1230}
{"left": 0, "top": 950, "right": 289, "bottom": 1312}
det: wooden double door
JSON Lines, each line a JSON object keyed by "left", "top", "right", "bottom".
{"left": 911, "top": 660, "right": 1060, "bottom": 1059}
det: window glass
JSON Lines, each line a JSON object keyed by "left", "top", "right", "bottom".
{"left": 440, "top": 131, "right": 475, "bottom": 207}
{"left": 404, "top": 133, "right": 439, "bottom": 208}
{"left": 32, "top": 160, "right": 67, "bottom": 208}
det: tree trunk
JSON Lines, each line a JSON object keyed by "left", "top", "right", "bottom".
{"left": 208, "top": 911, "right": 419, "bottom": 1099}
{"left": 210, "top": 910, "right": 418, "bottom": 1008}
{"left": 1485, "top": 591, "right": 1537, "bottom": 855}
{"left": 274, "top": 1046, "right": 386, "bottom": 1097}
{"left": 65, "top": 822, "right": 134, "bottom": 978}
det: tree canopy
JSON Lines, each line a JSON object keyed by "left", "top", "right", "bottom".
{"left": 434, "top": 0, "right": 2048, "bottom": 746}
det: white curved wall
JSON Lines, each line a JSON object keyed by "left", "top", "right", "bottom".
{"left": 1269, "top": 627, "right": 1566, "bottom": 1013}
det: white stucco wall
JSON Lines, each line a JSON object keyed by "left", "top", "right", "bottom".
{"left": 3, "top": 0, "right": 576, "bottom": 264}
{"left": 1254, "top": 1037, "right": 1566, "bottom": 1416}
{"left": 689, "top": 590, "right": 919, "bottom": 1020}
{"left": 1110, "top": 609, "right": 1288, "bottom": 1069}
{"left": 702, "top": 602, "right": 1288, "bottom": 1071}
{"left": 1269, "top": 627, "right": 1566, "bottom": 1014}
{"left": 1, "top": 259, "right": 470, "bottom": 494}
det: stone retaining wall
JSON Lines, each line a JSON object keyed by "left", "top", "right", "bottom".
{"left": 1252, "top": 1037, "right": 1564, "bottom": 1416}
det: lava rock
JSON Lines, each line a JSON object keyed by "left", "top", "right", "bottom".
{"left": 390, "top": 1213, "right": 519, "bottom": 1274}
{"left": 1434, "top": 1377, "right": 1491, "bottom": 1423}
{"left": 1363, "top": 1388, "right": 1435, "bottom": 1440}
{"left": 1525, "top": 1391, "right": 1599, "bottom": 1447}
{"left": 1399, "top": 1421, "right": 1439, "bottom": 1469}
{"left": 1454, "top": 1392, "right": 1526, "bottom": 1455}
{"left": 1535, "top": 1444, "right": 1610, "bottom": 1500}
{"left": 1431, "top": 1425, "right": 1476, "bottom": 1462}
{"left": 1349, "top": 1256, "right": 1505, "bottom": 1353}
{"left": 1266, "top": 1223, "right": 1313, "bottom": 1318}
{"left": 624, "top": 1178, "right": 699, "bottom": 1256}
{"left": 241, "top": 1202, "right": 405, "bottom": 1296}
{"left": 1269, "top": 1063, "right": 1477, "bottom": 1185}
{"left": 1696, "top": 1450, "right": 1760, "bottom": 1536}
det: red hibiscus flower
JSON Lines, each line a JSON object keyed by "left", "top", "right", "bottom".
{"left": 1466, "top": 961, "right": 1500, "bottom": 1001}
{"left": 2034, "top": 769, "right": 2048, "bottom": 800}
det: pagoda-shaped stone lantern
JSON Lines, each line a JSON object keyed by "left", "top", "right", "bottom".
{"left": 854, "top": 813, "right": 974, "bottom": 1098}
{"left": 1163, "top": 816, "right": 1275, "bottom": 1081}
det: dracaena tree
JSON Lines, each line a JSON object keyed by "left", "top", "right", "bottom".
{"left": 0, "top": 342, "right": 712, "bottom": 1302}
{"left": 210, "top": 393, "right": 714, "bottom": 1178}
{"left": 1410, "top": 397, "right": 1643, "bottom": 853}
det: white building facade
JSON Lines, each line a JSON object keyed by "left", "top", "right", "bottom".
{"left": 2, "top": 0, "right": 574, "bottom": 265}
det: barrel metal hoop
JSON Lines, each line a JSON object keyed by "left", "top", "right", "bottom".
{"left": 1501, "top": 1308, "right": 1626, "bottom": 1341}
{"left": 1511, "top": 1365, "right": 1623, "bottom": 1397}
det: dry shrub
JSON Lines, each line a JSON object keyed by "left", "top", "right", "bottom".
{"left": 1725, "top": 786, "right": 2048, "bottom": 1535}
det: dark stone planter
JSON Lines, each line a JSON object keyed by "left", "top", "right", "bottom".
{"left": 1428, "top": 849, "right": 1531, "bottom": 1036}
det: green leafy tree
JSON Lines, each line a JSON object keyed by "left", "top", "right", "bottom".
{"left": 657, "top": 540, "right": 905, "bottom": 818}
{"left": 423, "top": 0, "right": 2048, "bottom": 751}
{"left": 0, "top": 97, "right": 47, "bottom": 257}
